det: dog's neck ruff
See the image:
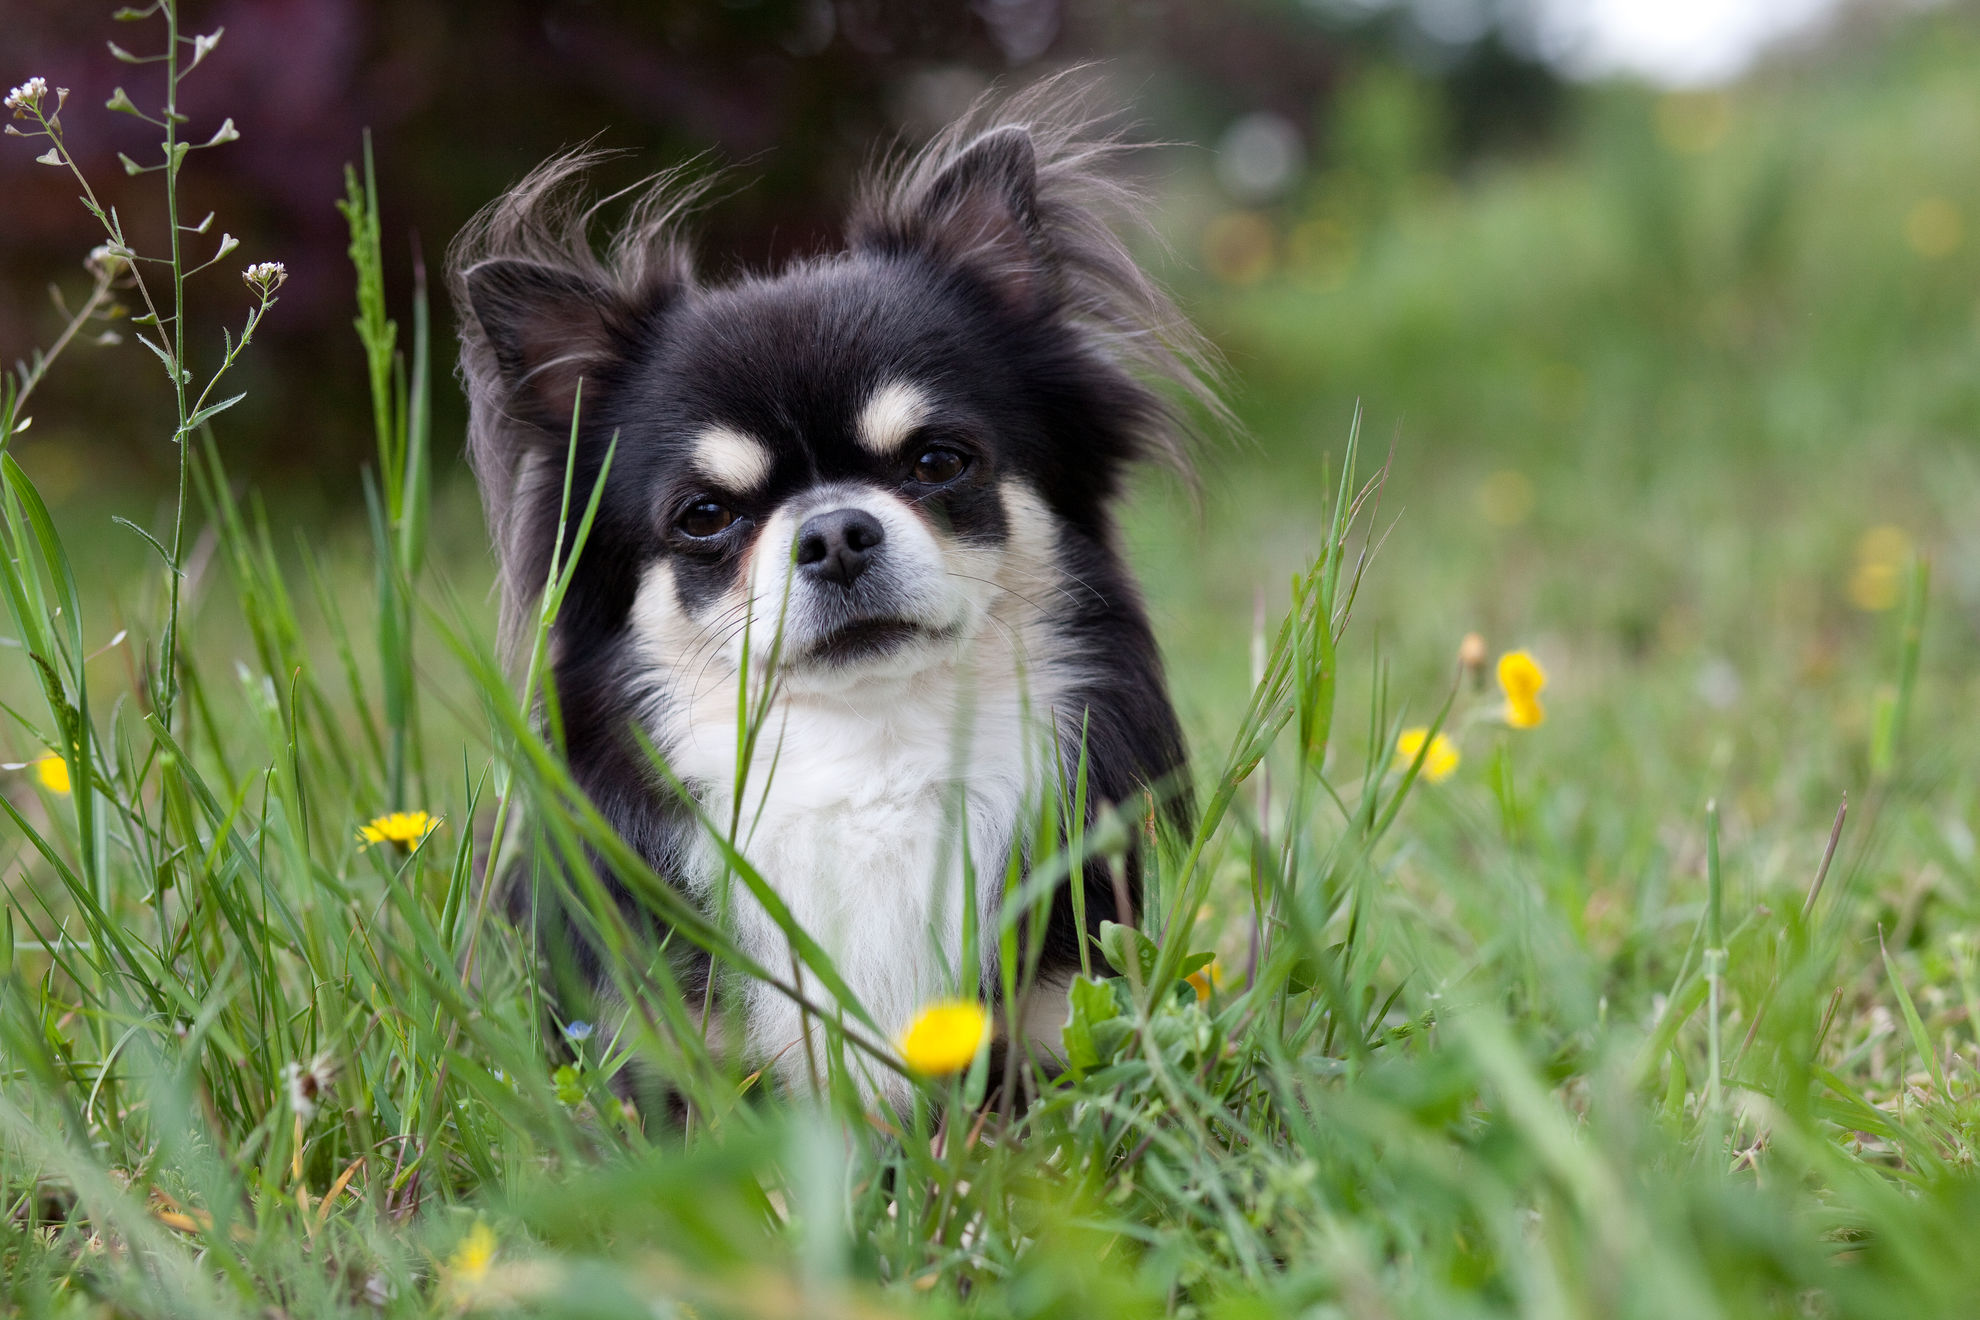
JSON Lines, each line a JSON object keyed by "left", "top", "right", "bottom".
{"left": 649, "top": 616, "right": 1070, "bottom": 1109}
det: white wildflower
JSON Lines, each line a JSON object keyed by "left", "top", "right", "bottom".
{"left": 5, "top": 77, "right": 48, "bottom": 115}
{"left": 189, "top": 30, "right": 224, "bottom": 71}
{"left": 86, "top": 244, "right": 129, "bottom": 280}
{"left": 241, "top": 260, "right": 287, "bottom": 295}
{"left": 281, "top": 1051, "right": 338, "bottom": 1124}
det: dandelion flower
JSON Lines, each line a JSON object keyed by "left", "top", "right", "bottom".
{"left": 1186, "top": 958, "right": 1228, "bottom": 1002}
{"left": 447, "top": 1220, "right": 497, "bottom": 1286}
{"left": 281, "top": 1051, "right": 338, "bottom": 1125}
{"left": 899, "top": 1000, "right": 989, "bottom": 1077}
{"left": 357, "top": 810, "right": 439, "bottom": 849}
{"left": 1497, "top": 650, "right": 1547, "bottom": 729}
{"left": 1395, "top": 727, "right": 1460, "bottom": 782}
{"left": 32, "top": 755, "right": 70, "bottom": 795}
{"left": 5, "top": 77, "right": 48, "bottom": 115}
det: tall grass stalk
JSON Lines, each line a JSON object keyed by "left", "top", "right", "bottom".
{"left": 1704, "top": 797, "right": 1725, "bottom": 1122}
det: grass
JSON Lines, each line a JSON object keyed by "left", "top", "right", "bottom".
{"left": 6, "top": 6, "right": 1980, "bottom": 1317}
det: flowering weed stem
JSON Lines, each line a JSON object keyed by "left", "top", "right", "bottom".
{"left": 1704, "top": 798, "right": 1725, "bottom": 1121}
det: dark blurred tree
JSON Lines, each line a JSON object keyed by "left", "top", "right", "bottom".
{"left": 0, "top": 0, "right": 1563, "bottom": 493}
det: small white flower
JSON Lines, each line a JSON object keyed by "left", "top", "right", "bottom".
{"left": 241, "top": 260, "right": 287, "bottom": 294}
{"left": 281, "top": 1051, "right": 338, "bottom": 1124}
{"left": 190, "top": 30, "right": 224, "bottom": 70}
{"left": 562, "top": 1020, "right": 595, "bottom": 1043}
{"left": 5, "top": 77, "right": 48, "bottom": 115}
{"left": 86, "top": 244, "right": 129, "bottom": 280}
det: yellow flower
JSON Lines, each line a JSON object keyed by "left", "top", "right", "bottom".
{"left": 357, "top": 810, "right": 439, "bottom": 849}
{"left": 33, "top": 755, "right": 70, "bottom": 795}
{"left": 1395, "top": 727, "right": 1460, "bottom": 782}
{"left": 1498, "top": 650, "right": 1547, "bottom": 729}
{"left": 1848, "top": 525, "right": 1911, "bottom": 612}
{"left": 899, "top": 1000, "right": 990, "bottom": 1077}
{"left": 447, "top": 1219, "right": 497, "bottom": 1285}
{"left": 1186, "top": 958, "right": 1228, "bottom": 1002}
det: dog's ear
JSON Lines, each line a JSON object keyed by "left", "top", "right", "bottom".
{"left": 461, "top": 258, "right": 624, "bottom": 432}
{"left": 873, "top": 126, "right": 1051, "bottom": 316}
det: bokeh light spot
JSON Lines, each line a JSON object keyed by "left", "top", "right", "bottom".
{"left": 1216, "top": 112, "right": 1306, "bottom": 204}
{"left": 1477, "top": 470, "right": 1535, "bottom": 527}
{"left": 1903, "top": 198, "right": 1962, "bottom": 259}
{"left": 1654, "top": 91, "right": 1732, "bottom": 155}
{"left": 1848, "top": 524, "right": 1912, "bottom": 611}
{"left": 1202, "top": 211, "right": 1276, "bottom": 286}
{"left": 1287, "top": 217, "right": 1357, "bottom": 290}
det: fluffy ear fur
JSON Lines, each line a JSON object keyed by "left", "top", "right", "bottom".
{"left": 848, "top": 75, "right": 1228, "bottom": 475}
{"left": 447, "top": 152, "right": 705, "bottom": 641}
{"left": 905, "top": 125, "right": 1049, "bottom": 315}
{"left": 460, "top": 258, "right": 622, "bottom": 432}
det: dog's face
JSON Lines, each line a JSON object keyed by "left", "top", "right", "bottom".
{"left": 455, "top": 119, "right": 1211, "bottom": 725}
{"left": 606, "top": 259, "right": 1066, "bottom": 697}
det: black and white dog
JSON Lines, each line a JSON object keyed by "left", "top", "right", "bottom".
{"left": 450, "top": 87, "right": 1218, "bottom": 1108}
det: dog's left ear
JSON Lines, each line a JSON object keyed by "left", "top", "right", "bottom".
{"left": 461, "top": 258, "right": 627, "bottom": 434}
{"left": 863, "top": 126, "right": 1050, "bottom": 315}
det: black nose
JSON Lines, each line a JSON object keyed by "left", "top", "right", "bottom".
{"left": 795, "top": 508, "right": 886, "bottom": 588}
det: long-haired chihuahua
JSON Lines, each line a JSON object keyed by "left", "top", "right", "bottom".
{"left": 449, "top": 82, "right": 1220, "bottom": 1112}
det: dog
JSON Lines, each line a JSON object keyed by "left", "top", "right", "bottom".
{"left": 449, "top": 85, "right": 1220, "bottom": 1112}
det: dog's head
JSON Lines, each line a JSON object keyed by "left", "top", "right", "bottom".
{"left": 450, "top": 88, "right": 1219, "bottom": 706}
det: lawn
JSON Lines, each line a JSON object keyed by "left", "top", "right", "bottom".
{"left": 4, "top": 7, "right": 1980, "bottom": 1318}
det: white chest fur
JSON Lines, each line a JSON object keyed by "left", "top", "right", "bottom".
{"left": 671, "top": 652, "right": 1052, "bottom": 1098}
{"left": 625, "top": 479, "right": 1075, "bottom": 1105}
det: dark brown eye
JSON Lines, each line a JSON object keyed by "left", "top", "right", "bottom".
{"left": 912, "top": 448, "right": 967, "bottom": 485}
{"left": 677, "top": 501, "right": 736, "bottom": 538}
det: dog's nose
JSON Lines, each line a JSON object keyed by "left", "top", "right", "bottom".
{"left": 795, "top": 508, "right": 886, "bottom": 588}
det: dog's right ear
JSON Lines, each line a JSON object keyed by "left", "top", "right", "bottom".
{"left": 461, "top": 259, "right": 624, "bottom": 433}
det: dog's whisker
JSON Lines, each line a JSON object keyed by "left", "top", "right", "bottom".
{"left": 944, "top": 570, "right": 1085, "bottom": 617}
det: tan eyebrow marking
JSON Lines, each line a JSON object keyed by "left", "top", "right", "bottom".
{"left": 691, "top": 425, "right": 773, "bottom": 490}
{"left": 855, "top": 381, "right": 933, "bottom": 456}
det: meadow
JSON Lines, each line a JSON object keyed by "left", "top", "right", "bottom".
{"left": 4, "top": 6, "right": 1980, "bottom": 1317}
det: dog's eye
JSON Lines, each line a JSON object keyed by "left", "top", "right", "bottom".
{"left": 911, "top": 448, "right": 968, "bottom": 485}
{"left": 677, "top": 501, "right": 736, "bottom": 538}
